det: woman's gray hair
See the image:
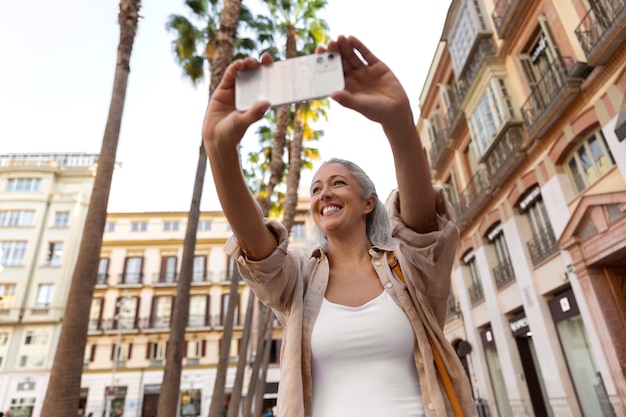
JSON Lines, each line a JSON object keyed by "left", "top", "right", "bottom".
{"left": 312, "top": 158, "right": 396, "bottom": 251}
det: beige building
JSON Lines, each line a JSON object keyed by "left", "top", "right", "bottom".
{"left": 0, "top": 153, "right": 98, "bottom": 416}
{"left": 79, "top": 197, "right": 313, "bottom": 416}
{"left": 418, "top": 1, "right": 626, "bottom": 417}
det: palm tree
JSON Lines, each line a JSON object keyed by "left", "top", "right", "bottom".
{"left": 158, "top": 1, "right": 256, "bottom": 416}
{"left": 39, "top": 1, "right": 142, "bottom": 416}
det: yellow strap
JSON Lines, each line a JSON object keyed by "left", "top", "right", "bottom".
{"left": 387, "top": 252, "right": 465, "bottom": 417}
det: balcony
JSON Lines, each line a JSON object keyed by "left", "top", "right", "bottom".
{"left": 429, "top": 129, "right": 452, "bottom": 171}
{"left": 456, "top": 168, "right": 492, "bottom": 228}
{"left": 459, "top": 36, "right": 496, "bottom": 93}
{"left": 468, "top": 282, "right": 485, "bottom": 306}
{"left": 481, "top": 123, "right": 526, "bottom": 189}
{"left": 575, "top": 0, "right": 626, "bottom": 65}
{"left": 0, "top": 307, "right": 21, "bottom": 323}
{"left": 492, "top": 0, "right": 527, "bottom": 38}
{"left": 527, "top": 224, "right": 559, "bottom": 266}
{"left": 493, "top": 259, "right": 515, "bottom": 289}
{"left": 444, "top": 83, "right": 467, "bottom": 136}
{"left": 96, "top": 273, "right": 108, "bottom": 286}
{"left": 521, "top": 56, "right": 582, "bottom": 138}
{"left": 22, "top": 307, "right": 64, "bottom": 322}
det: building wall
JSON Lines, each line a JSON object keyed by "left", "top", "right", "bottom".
{"left": 418, "top": 1, "right": 626, "bottom": 416}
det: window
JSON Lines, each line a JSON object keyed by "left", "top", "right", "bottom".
{"left": 105, "top": 221, "right": 116, "bottom": 232}
{"left": 193, "top": 255, "right": 206, "bottom": 282}
{"left": 122, "top": 257, "right": 143, "bottom": 284}
{"left": 468, "top": 79, "right": 514, "bottom": 156}
{"left": 163, "top": 221, "right": 179, "bottom": 231}
{"left": 89, "top": 298, "right": 103, "bottom": 330}
{"left": 0, "top": 331, "right": 9, "bottom": 345}
{"left": 19, "top": 354, "right": 45, "bottom": 367}
{"left": 97, "top": 258, "right": 109, "bottom": 285}
{"left": 464, "top": 251, "right": 484, "bottom": 305}
{"left": 24, "top": 329, "right": 49, "bottom": 345}
{"left": 448, "top": 1, "right": 486, "bottom": 76}
{"left": 487, "top": 224, "right": 515, "bottom": 288}
{"left": 53, "top": 211, "right": 70, "bottom": 228}
{"left": 292, "top": 222, "right": 306, "bottom": 240}
{"left": 6, "top": 178, "right": 41, "bottom": 192}
{"left": 159, "top": 256, "right": 177, "bottom": 283}
{"left": 151, "top": 296, "right": 173, "bottom": 329}
{"left": 189, "top": 295, "right": 208, "bottom": 327}
{"left": 35, "top": 284, "right": 55, "bottom": 308}
{"left": 0, "top": 284, "right": 17, "bottom": 307}
{"left": 131, "top": 221, "right": 147, "bottom": 232}
{"left": 0, "top": 210, "right": 35, "bottom": 227}
{"left": 111, "top": 343, "right": 131, "bottom": 362}
{"left": 444, "top": 172, "right": 461, "bottom": 212}
{"left": 197, "top": 220, "right": 212, "bottom": 231}
{"left": 148, "top": 341, "right": 167, "bottom": 360}
{"left": 0, "top": 241, "right": 27, "bottom": 266}
{"left": 521, "top": 188, "right": 558, "bottom": 265}
{"left": 116, "top": 296, "right": 138, "bottom": 329}
{"left": 45, "top": 242, "right": 64, "bottom": 266}
{"left": 220, "top": 293, "right": 239, "bottom": 326}
{"left": 567, "top": 131, "right": 615, "bottom": 193}
{"left": 186, "top": 340, "right": 202, "bottom": 358}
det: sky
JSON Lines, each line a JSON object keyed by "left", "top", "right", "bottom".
{"left": 0, "top": 0, "right": 451, "bottom": 213}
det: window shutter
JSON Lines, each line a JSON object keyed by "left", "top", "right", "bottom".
{"left": 146, "top": 342, "right": 152, "bottom": 359}
{"left": 128, "top": 343, "right": 133, "bottom": 359}
{"left": 184, "top": 341, "right": 188, "bottom": 358}
{"left": 150, "top": 296, "right": 156, "bottom": 328}
{"left": 134, "top": 297, "right": 141, "bottom": 328}
{"left": 139, "top": 256, "right": 145, "bottom": 283}
{"left": 201, "top": 340, "right": 207, "bottom": 357}
{"left": 159, "top": 256, "right": 168, "bottom": 282}
{"left": 111, "top": 345, "right": 116, "bottom": 361}
{"left": 205, "top": 295, "right": 211, "bottom": 326}
{"left": 122, "top": 258, "right": 129, "bottom": 284}
{"left": 90, "top": 345, "right": 96, "bottom": 362}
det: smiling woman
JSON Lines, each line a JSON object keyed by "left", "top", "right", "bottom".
{"left": 202, "top": 35, "right": 477, "bottom": 417}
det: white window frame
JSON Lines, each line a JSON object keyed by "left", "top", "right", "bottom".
{"left": 35, "top": 284, "right": 55, "bottom": 308}
{"left": 53, "top": 211, "right": 70, "bottom": 228}
{"left": 6, "top": 178, "right": 41, "bottom": 192}
{"left": 0, "top": 210, "right": 35, "bottom": 227}
{"left": 566, "top": 130, "right": 616, "bottom": 194}
{"left": 468, "top": 78, "right": 514, "bottom": 156}
{"left": 131, "top": 221, "right": 148, "bottom": 232}
{"left": 45, "top": 241, "right": 64, "bottom": 266}
{"left": 0, "top": 241, "right": 27, "bottom": 266}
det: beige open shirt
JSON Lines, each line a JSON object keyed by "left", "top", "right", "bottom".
{"left": 226, "top": 187, "right": 478, "bottom": 417}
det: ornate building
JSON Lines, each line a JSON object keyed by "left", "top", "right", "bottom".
{"left": 417, "top": 1, "right": 626, "bottom": 416}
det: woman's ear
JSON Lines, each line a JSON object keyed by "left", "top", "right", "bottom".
{"left": 363, "top": 196, "right": 376, "bottom": 214}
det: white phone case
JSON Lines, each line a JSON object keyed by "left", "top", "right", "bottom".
{"left": 235, "top": 52, "right": 344, "bottom": 111}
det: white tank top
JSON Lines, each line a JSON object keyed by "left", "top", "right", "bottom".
{"left": 311, "top": 290, "right": 425, "bottom": 417}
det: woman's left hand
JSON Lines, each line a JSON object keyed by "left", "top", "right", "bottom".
{"left": 319, "top": 36, "right": 412, "bottom": 127}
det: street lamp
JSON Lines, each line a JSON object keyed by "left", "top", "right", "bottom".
{"left": 105, "top": 291, "right": 131, "bottom": 417}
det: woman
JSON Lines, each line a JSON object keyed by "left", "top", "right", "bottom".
{"left": 202, "top": 36, "right": 476, "bottom": 417}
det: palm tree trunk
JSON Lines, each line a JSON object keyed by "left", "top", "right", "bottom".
{"left": 157, "top": 1, "right": 242, "bottom": 416}
{"left": 40, "top": 1, "right": 141, "bottom": 416}
{"left": 208, "top": 269, "right": 240, "bottom": 417}
{"left": 282, "top": 105, "right": 304, "bottom": 233}
{"left": 253, "top": 316, "right": 275, "bottom": 417}
{"left": 227, "top": 291, "right": 256, "bottom": 417}
{"left": 243, "top": 305, "right": 272, "bottom": 417}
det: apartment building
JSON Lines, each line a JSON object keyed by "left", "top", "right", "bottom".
{"left": 0, "top": 153, "right": 98, "bottom": 416}
{"left": 417, "top": 1, "right": 626, "bottom": 417}
{"left": 79, "top": 201, "right": 313, "bottom": 416}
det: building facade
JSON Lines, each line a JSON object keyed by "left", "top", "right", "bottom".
{"left": 417, "top": 1, "right": 626, "bottom": 417}
{"left": 0, "top": 153, "right": 98, "bottom": 416}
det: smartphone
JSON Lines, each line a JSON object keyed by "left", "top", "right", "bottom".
{"left": 235, "top": 52, "right": 344, "bottom": 111}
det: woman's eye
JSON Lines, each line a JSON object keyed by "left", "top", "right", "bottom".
{"left": 311, "top": 187, "right": 320, "bottom": 194}
{"left": 333, "top": 180, "right": 345, "bottom": 186}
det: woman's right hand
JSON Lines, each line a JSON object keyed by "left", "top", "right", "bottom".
{"left": 202, "top": 56, "right": 272, "bottom": 150}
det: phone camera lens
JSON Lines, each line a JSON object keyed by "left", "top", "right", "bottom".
{"left": 316, "top": 56, "right": 323, "bottom": 64}
{"left": 328, "top": 53, "right": 334, "bottom": 60}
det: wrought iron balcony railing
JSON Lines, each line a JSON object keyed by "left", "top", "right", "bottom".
{"left": 429, "top": 129, "right": 451, "bottom": 170}
{"left": 492, "top": 0, "right": 526, "bottom": 38}
{"left": 481, "top": 123, "right": 526, "bottom": 188}
{"left": 527, "top": 224, "right": 559, "bottom": 266}
{"left": 457, "top": 168, "right": 491, "bottom": 227}
{"left": 575, "top": 0, "right": 626, "bottom": 64}
{"left": 460, "top": 37, "right": 496, "bottom": 92}
{"left": 493, "top": 259, "right": 515, "bottom": 289}
{"left": 468, "top": 282, "right": 485, "bottom": 306}
{"left": 521, "top": 56, "right": 582, "bottom": 137}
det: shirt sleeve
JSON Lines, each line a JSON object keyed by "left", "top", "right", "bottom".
{"left": 386, "top": 186, "right": 460, "bottom": 323}
{"left": 225, "top": 218, "right": 305, "bottom": 317}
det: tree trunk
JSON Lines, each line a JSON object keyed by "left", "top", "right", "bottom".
{"left": 282, "top": 104, "right": 304, "bottom": 233}
{"left": 208, "top": 269, "right": 240, "bottom": 417}
{"left": 243, "top": 305, "right": 272, "bottom": 417}
{"left": 157, "top": 1, "right": 242, "bottom": 416}
{"left": 253, "top": 313, "right": 275, "bottom": 417}
{"left": 40, "top": 1, "right": 141, "bottom": 416}
{"left": 227, "top": 291, "right": 256, "bottom": 417}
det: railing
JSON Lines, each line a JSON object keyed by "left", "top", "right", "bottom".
{"left": 492, "top": 0, "right": 513, "bottom": 31}
{"left": 155, "top": 272, "right": 178, "bottom": 284}
{"left": 444, "top": 83, "right": 466, "bottom": 131}
{"left": 527, "top": 225, "right": 559, "bottom": 266}
{"left": 493, "top": 259, "right": 515, "bottom": 289}
{"left": 457, "top": 168, "right": 491, "bottom": 226}
{"left": 429, "top": 129, "right": 451, "bottom": 169}
{"left": 483, "top": 123, "right": 525, "bottom": 183}
{"left": 521, "top": 56, "right": 575, "bottom": 130}
{"left": 575, "top": 0, "right": 626, "bottom": 56}
{"left": 460, "top": 37, "right": 496, "bottom": 91}
{"left": 96, "top": 273, "right": 108, "bottom": 286}
{"left": 468, "top": 283, "right": 485, "bottom": 305}
{"left": 118, "top": 272, "right": 143, "bottom": 285}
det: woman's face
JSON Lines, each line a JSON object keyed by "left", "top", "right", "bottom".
{"left": 310, "top": 162, "right": 374, "bottom": 235}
